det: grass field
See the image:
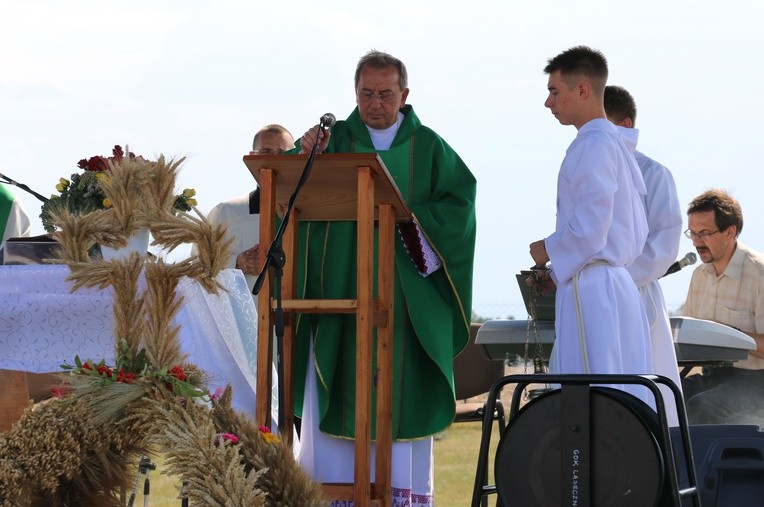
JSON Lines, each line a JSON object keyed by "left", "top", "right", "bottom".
{"left": 433, "top": 421, "right": 501, "bottom": 506}
{"left": 123, "top": 419, "right": 502, "bottom": 506}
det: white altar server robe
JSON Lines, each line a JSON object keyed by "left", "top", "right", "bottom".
{"left": 628, "top": 150, "right": 684, "bottom": 425}
{"left": 205, "top": 193, "right": 260, "bottom": 294}
{"left": 545, "top": 118, "right": 653, "bottom": 404}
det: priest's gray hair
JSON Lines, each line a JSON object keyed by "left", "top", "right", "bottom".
{"left": 355, "top": 50, "right": 408, "bottom": 91}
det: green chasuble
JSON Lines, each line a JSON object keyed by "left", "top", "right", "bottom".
{"left": 0, "top": 184, "right": 16, "bottom": 242}
{"left": 292, "top": 105, "right": 476, "bottom": 440}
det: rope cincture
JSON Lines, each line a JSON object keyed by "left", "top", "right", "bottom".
{"left": 572, "top": 260, "right": 609, "bottom": 375}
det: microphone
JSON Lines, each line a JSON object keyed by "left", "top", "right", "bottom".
{"left": 319, "top": 113, "right": 336, "bottom": 129}
{"left": 661, "top": 252, "right": 697, "bottom": 278}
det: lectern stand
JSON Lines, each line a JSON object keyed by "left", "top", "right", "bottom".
{"left": 244, "top": 153, "right": 411, "bottom": 507}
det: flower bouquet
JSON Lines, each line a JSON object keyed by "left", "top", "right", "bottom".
{"left": 40, "top": 145, "right": 197, "bottom": 233}
{"left": 61, "top": 339, "right": 208, "bottom": 401}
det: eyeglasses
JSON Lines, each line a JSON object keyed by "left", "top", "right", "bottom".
{"left": 684, "top": 229, "right": 720, "bottom": 240}
{"left": 357, "top": 90, "right": 397, "bottom": 103}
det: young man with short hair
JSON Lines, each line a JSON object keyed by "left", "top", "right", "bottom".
{"left": 529, "top": 46, "right": 653, "bottom": 404}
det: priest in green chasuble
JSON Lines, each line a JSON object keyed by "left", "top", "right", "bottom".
{"left": 293, "top": 50, "right": 476, "bottom": 506}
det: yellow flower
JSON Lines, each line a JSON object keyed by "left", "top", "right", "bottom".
{"left": 96, "top": 173, "right": 109, "bottom": 183}
{"left": 182, "top": 188, "right": 196, "bottom": 198}
{"left": 55, "top": 178, "right": 69, "bottom": 192}
{"left": 103, "top": 198, "right": 113, "bottom": 208}
{"left": 261, "top": 432, "right": 280, "bottom": 445}
{"left": 187, "top": 198, "right": 198, "bottom": 207}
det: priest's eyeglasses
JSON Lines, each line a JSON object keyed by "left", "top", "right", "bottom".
{"left": 357, "top": 90, "right": 397, "bottom": 103}
{"left": 684, "top": 229, "right": 720, "bottom": 240}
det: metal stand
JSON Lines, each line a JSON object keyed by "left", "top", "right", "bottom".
{"left": 251, "top": 122, "right": 327, "bottom": 433}
{"left": 471, "top": 374, "right": 701, "bottom": 507}
{"left": 127, "top": 456, "right": 156, "bottom": 507}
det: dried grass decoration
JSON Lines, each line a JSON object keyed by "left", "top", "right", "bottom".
{"left": 0, "top": 149, "right": 325, "bottom": 506}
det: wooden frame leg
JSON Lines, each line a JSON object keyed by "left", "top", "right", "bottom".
{"left": 354, "top": 167, "right": 374, "bottom": 506}
{"left": 374, "top": 204, "right": 395, "bottom": 507}
{"left": 256, "top": 168, "right": 276, "bottom": 428}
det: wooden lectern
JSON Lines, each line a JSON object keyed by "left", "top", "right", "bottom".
{"left": 244, "top": 153, "right": 412, "bottom": 507}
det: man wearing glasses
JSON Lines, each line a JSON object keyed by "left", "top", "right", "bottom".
{"left": 295, "top": 50, "right": 476, "bottom": 506}
{"left": 681, "top": 189, "right": 764, "bottom": 425}
{"left": 205, "top": 124, "right": 294, "bottom": 292}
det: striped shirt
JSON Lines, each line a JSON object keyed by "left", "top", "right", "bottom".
{"left": 682, "top": 242, "right": 764, "bottom": 369}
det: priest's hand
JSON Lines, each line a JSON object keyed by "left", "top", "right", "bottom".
{"left": 235, "top": 244, "right": 260, "bottom": 276}
{"left": 299, "top": 125, "right": 331, "bottom": 154}
{"left": 529, "top": 239, "right": 549, "bottom": 267}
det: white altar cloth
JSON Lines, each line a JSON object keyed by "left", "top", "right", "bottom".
{"left": 0, "top": 265, "right": 266, "bottom": 418}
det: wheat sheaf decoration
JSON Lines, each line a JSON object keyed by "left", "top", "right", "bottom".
{"left": 0, "top": 150, "right": 325, "bottom": 506}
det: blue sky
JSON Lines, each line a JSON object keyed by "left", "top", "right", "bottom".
{"left": 2, "top": 0, "right": 762, "bottom": 318}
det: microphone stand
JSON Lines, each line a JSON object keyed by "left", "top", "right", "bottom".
{"left": 251, "top": 119, "right": 330, "bottom": 433}
{"left": 0, "top": 173, "right": 49, "bottom": 203}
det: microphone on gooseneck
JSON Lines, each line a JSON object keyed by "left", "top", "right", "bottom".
{"left": 0, "top": 172, "right": 49, "bottom": 203}
{"left": 319, "top": 113, "right": 336, "bottom": 129}
{"left": 661, "top": 252, "right": 698, "bottom": 278}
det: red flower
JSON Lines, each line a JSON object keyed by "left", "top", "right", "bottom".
{"left": 51, "top": 383, "right": 73, "bottom": 398}
{"left": 258, "top": 425, "right": 279, "bottom": 444}
{"left": 78, "top": 156, "right": 108, "bottom": 172}
{"left": 214, "top": 432, "right": 239, "bottom": 447}
{"left": 116, "top": 369, "right": 137, "bottom": 384}
{"left": 168, "top": 365, "right": 186, "bottom": 382}
{"left": 75, "top": 145, "right": 135, "bottom": 172}
{"left": 82, "top": 361, "right": 92, "bottom": 371}
{"left": 97, "top": 364, "right": 113, "bottom": 377}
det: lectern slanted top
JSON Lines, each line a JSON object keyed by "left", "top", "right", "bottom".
{"left": 244, "top": 152, "right": 411, "bottom": 221}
